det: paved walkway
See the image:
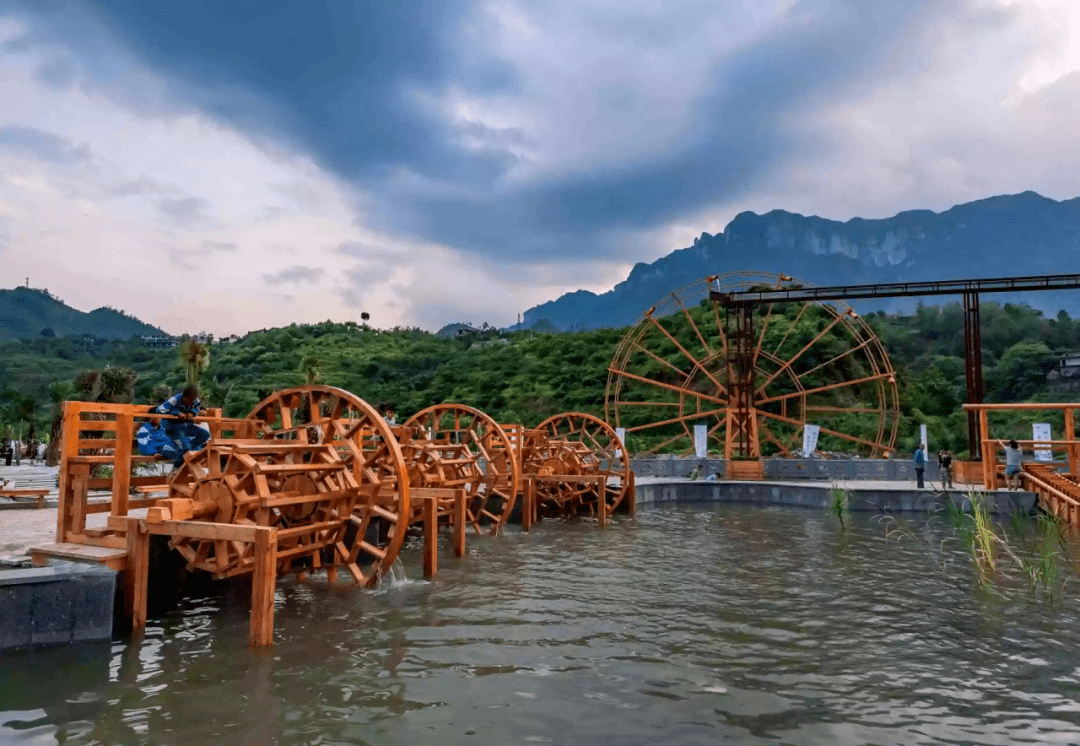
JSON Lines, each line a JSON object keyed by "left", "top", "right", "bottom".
{"left": 634, "top": 476, "right": 1007, "bottom": 492}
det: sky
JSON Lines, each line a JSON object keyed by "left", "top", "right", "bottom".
{"left": 1, "top": 0, "right": 1080, "bottom": 336}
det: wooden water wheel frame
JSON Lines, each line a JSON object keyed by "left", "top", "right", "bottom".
{"left": 167, "top": 439, "right": 363, "bottom": 579}
{"left": 528, "top": 412, "right": 631, "bottom": 517}
{"left": 402, "top": 403, "right": 519, "bottom": 535}
{"left": 605, "top": 272, "right": 900, "bottom": 458}
{"left": 240, "top": 385, "right": 410, "bottom": 586}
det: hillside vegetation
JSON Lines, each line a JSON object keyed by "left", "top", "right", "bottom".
{"left": 0, "top": 286, "right": 164, "bottom": 341}
{"left": 1, "top": 300, "right": 1077, "bottom": 458}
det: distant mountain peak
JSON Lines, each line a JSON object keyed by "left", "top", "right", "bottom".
{"left": 521, "top": 191, "right": 1080, "bottom": 330}
{"left": 0, "top": 287, "right": 165, "bottom": 341}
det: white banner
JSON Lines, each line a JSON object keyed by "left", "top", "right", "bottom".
{"left": 615, "top": 427, "right": 626, "bottom": 459}
{"left": 1033, "top": 422, "right": 1053, "bottom": 462}
{"left": 802, "top": 424, "right": 820, "bottom": 458}
{"left": 920, "top": 424, "right": 928, "bottom": 457}
{"left": 694, "top": 424, "right": 708, "bottom": 459}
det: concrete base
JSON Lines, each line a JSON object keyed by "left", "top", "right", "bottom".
{"left": 0, "top": 560, "right": 116, "bottom": 650}
{"left": 636, "top": 479, "right": 1036, "bottom": 515}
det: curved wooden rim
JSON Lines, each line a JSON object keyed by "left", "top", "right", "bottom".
{"left": 404, "top": 402, "right": 520, "bottom": 534}
{"left": 536, "top": 411, "right": 630, "bottom": 514}
{"left": 246, "top": 385, "right": 410, "bottom": 586}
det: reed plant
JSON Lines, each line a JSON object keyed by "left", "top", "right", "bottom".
{"left": 882, "top": 489, "right": 1076, "bottom": 601}
{"left": 829, "top": 487, "right": 850, "bottom": 529}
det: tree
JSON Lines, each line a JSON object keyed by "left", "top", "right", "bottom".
{"left": 989, "top": 341, "right": 1056, "bottom": 401}
{"left": 40, "top": 327, "right": 55, "bottom": 338}
{"left": 300, "top": 356, "right": 321, "bottom": 385}
{"left": 180, "top": 341, "right": 210, "bottom": 387}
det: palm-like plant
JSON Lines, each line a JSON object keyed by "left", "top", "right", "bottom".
{"left": 301, "top": 356, "right": 321, "bottom": 385}
{"left": 180, "top": 341, "right": 210, "bottom": 387}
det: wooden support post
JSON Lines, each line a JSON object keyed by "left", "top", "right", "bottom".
{"left": 1066, "top": 409, "right": 1077, "bottom": 477}
{"left": 979, "top": 410, "right": 995, "bottom": 491}
{"left": 250, "top": 528, "right": 277, "bottom": 647}
{"left": 521, "top": 476, "right": 533, "bottom": 531}
{"left": 124, "top": 519, "right": 150, "bottom": 637}
{"left": 597, "top": 476, "right": 608, "bottom": 528}
{"left": 112, "top": 413, "right": 133, "bottom": 518}
{"left": 452, "top": 489, "right": 466, "bottom": 558}
{"left": 626, "top": 471, "right": 636, "bottom": 517}
{"left": 69, "top": 463, "right": 91, "bottom": 540}
{"left": 421, "top": 497, "right": 437, "bottom": 578}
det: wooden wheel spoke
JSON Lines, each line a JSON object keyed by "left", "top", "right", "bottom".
{"left": 644, "top": 311, "right": 728, "bottom": 395}
{"left": 606, "top": 273, "right": 899, "bottom": 459}
{"left": 757, "top": 372, "right": 893, "bottom": 406}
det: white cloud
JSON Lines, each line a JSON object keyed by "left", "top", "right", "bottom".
{"left": 0, "top": 16, "right": 625, "bottom": 334}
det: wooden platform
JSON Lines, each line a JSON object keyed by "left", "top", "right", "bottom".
{"left": 29, "top": 542, "right": 128, "bottom": 571}
{"left": 0, "top": 489, "right": 51, "bottom": 509}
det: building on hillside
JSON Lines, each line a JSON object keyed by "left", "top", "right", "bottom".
{"left": 436, "top": 323, "right": 482, "bottom": 339}
{"left": 141, "top": 335, "right": 177, "bottom": 348}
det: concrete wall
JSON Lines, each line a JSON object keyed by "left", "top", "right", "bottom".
{"left": 630, "top": 456, "right": 945, "bottom": 482}
{"left": 0, "top": 561, "right": 116, "bottom": 650}
{"left": 635, "top": 480, "right": 1035, "bottom": 515}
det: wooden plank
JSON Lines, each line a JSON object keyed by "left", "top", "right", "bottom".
{"left": 1067, "top": 409, "right": 1077, "bottom": 476}
{"left": 597, "top": 476, "right": 608, "bottom": 528}
{"left": 423, "top": 496, "right": 437, "bottom": 578}
{"left": 521, "top": 476, "right": 534, "bottom": 531}
{"left": 112, "top": 413, "right": 133, "bottom": 517}
{"left": 64, "top": 532, "right": 128, "bottom": 549}
{"left": 250, "top": 528, "right": 277, "bottom": 646}
{"left": 29, "top": 542, "right": 128, "bottom": 571}
{"left": 144, "top": 520, "right": 261, "bottom": 543}
{"left": 125, "top": 519, "right": 150, "bottom": 635}
{"left": 452, "top": 488, "right": 465, "bottom": 558}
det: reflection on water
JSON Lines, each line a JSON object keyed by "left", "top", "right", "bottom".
{"left": 3, "top": 505, "right": 1080, "bottom": 745}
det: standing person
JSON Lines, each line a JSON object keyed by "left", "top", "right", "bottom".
{"left": 913, "top": 444, "right": 926, "bottom": 489}
{"left": 1000, "top": 439, "right": 1023, "bottom": 490}
{"left": 153, "top": 385, "right": 210, "bottom": 466}
{"left": 937, "top": 449, "right": 954, "bottom": 490}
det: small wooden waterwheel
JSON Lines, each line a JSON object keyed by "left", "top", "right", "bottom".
{"left": 526, "top": 412, "right": 631, "bottom": 518}
{"left": 167, "top": 440, "right": 362, "bottom": 579}
{"left": 242, "top": 385, "right": 411, "bottom": 586}
{"left": 401, "top": 404, "right": 520, "bottom": 535}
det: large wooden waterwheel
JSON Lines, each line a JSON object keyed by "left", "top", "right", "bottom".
{"left": 525, "top": 412, "right": 631, "bottom": 518}
{"left": 168, "top": 440, "right": 362, "bottom": 579}
{"left": 401, "top": 404, "right": 519, "bottom": 535}
{"left": 605, "top": 272, "right": 900, "bottom": 458}
{"left": 243, "top": 385, "right": 410, "bottom": 586}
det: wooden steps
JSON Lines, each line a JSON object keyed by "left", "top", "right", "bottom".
{"left": 29, "top": 542, "right": 128, "bottom": 571}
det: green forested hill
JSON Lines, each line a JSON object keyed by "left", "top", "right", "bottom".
{"left": 0, "top": 287, "right": 165, "bottom": 341}
{"left": 0, "top": 301, "right": 1077, "bottom": 457}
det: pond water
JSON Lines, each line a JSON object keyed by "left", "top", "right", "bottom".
{"left": 3, "top": 504, "right": 1080, "bottom": 745}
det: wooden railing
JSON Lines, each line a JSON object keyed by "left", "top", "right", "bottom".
{"left": 55, "top": 400, "right": 253, "bottom": 547}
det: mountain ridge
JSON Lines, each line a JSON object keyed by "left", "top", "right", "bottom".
{"left": 0, "top": 286, "right": 166, "bottom": 341}
{"left": 521, "top": 191, "right": 1080, "bottom": 330}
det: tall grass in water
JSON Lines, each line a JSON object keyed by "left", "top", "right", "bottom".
{"left": 968, "top": 495, "right": 997, "bottom": 586}
{"left": 884, "top": 490, "right": 1076, "bottom": 602}
{"left": 829, "top": 487, "right": 850, "bottom": 529}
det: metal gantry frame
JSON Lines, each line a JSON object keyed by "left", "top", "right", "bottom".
{"left": 713, "top": 273, "right": 1080, "bottom": 459}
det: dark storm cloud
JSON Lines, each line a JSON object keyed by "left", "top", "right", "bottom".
{"left": 0, "top": 125, "right": 90, "bottom": 164}
{"left": 7, "top": 0, "right": 946, "bottom": 262}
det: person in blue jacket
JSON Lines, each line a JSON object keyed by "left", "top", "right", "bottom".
{"left": 154, "top": 386, "right": 209, "bottom": 456}
{"left": 913, "top": 444, "right": 926, "bottom": 489}
{"left": 136, "top": 417, "right": 182, "bottom": 467}
{"left": 137, "top": 386, "right": 210, "bottom": 468}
